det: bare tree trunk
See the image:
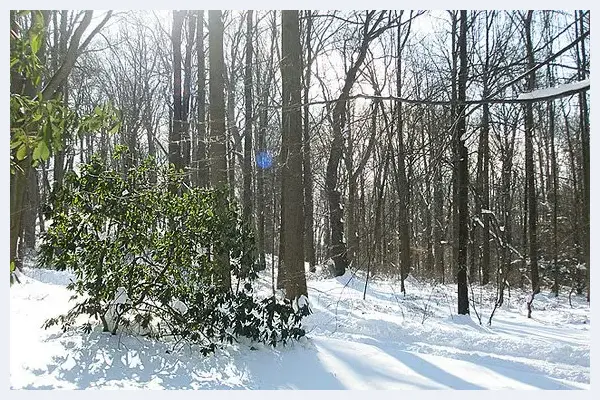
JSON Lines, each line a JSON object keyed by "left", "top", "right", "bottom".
{"left": 576, "top": 11, "right": 590, "bottom": 302}
{"left": 541, "top": 54, "right": 560, "bottom": 296}
{"left": 456, "top": 10, "right": 470, "bottom": 315}
{"left": 209, "top": 10, "right": 231, "bottom": 291}
{"left": 243, "top": 10, "right": 254, "bottom": 225}
{"left": 524, "top": 11, "right": 540, "bottom": 299}
{"left": 303, "top": 11, "right": 316, "bottom": 273}
{"left": 182, "top": 11, "right": 196, "bottom": 183}
{"left": 196, "top": 10, "right": 209, "bottom": 188}
{"left": 396, "top": 14, "right": 412, "bottom": 293}
{"left": 479, "top": 14, "right": 492, "bottom": 285}
{"left": 430, "top": 109, "right": 445, "bottom": 282}
{"left": 522, "top": 10, "right": 539, "bottom": 318}
{"left": 53, "top": 10, "right": 69, "bottom": 193}
{"left": 256, "top": 12, "right": 278, "bottom": 272}
{"left": 450, "top": 11, "right": 459, "bottom": 284}
{"left": 21, "top": 11, "right": 51, "bottom": 260}
{"left": 170, "top": 10, "right": 184, "bottom": 180}
{"left": 279, "top": 10, "right": 307, "bottom": 301}
{"left": 325, "top": 12, "right": 388, "bottom": 277}
{"left": 22, "top": 166, "right": 39, "bottom": 258}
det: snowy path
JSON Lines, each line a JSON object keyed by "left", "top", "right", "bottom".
{"left": 10, "top": 268, "right": 589, "bottom": 390}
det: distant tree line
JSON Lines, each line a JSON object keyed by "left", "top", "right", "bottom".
{"left": 10, "top": 10, "right": 590, "bottom": 314}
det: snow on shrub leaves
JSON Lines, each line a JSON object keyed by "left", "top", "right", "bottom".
{"left": 39, "top": 153, "right": 309, "bottom": 354}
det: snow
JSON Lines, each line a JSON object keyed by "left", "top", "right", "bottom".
{"left": 113, "top": 287, "right": 130, "bottom": 305}
{"left": 517, "top": 79, "right": 590, "bottom": 101}
{"left": 11, "top": 264, "right": 590, "bottom": 390}
{"left": 170, "top": 298, "right": 188, "bottom": 315}
{"left": 297, "top": 294, "right": 309, "bottom": 309}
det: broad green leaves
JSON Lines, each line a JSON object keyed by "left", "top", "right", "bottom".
{"left": 10, "top": 11, "right": 121, "bottom": 173}
{"left": 38, "top": 156, "right": 308, "bottom": 353}
{"left": 32, "top": 140, "right": 50, "bottom": 161}
{"left": 10, "top": 10, "right": 121, "bottom": 283}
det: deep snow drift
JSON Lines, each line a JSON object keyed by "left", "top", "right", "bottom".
{"left": 10, "top": 262, "right": 589, "bottom": 390}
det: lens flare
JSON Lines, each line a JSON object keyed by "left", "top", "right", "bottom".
{"left": 256, "top": 151, "right": 273, "bottom": 169}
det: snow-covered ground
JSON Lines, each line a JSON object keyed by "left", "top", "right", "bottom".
{"left": 10, "top": 261, "right": 590, "bottom": 390}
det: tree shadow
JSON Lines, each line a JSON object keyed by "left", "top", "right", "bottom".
{"left": 314, "top": 337, "right": 482, "bottom": 389}
{"left": 23, "top": 332, "right": 347, "bottom": 389}
{"left": 359, "top": 336, "right": 583, "bottom": 390}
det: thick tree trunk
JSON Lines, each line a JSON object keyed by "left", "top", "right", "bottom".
{"left": 576, "top": 11, "right": 590, "bottom": 302}
{"left": 208, "top": 10, "right": 231, "bottom": 290}
{"left": 456, "top": 10, "right": 470, "bottom": 315}
{"left": 170, "top": 10, "right": 184, "bottom": 178}
{"left": 22, "top": 167, "right": 39, "bottom": 257}
{"left": 280, "top": 10, "right": 307, "bottom": 300}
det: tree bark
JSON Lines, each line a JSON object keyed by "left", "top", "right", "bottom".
{"left": 303, "top": 10, "right": 316, "bottom": 273}
{"left": 196, "top": 11, "right": 209, "bottom": 188}
{"left": 182, "top": 11, "right": 196, "bottom": 181}
{"left": 170, "top": 10, "right": 185, "bottom": 179}
{"left": 576, "top": 11, "right": 590, "bottom": 302}
{"left": 280, "top": 10, "right": 307, "bottom": 301}
{"left": 396, "top": 14, "right": 412, "bottom": 293}
{"left": 524, "top": 10, "right": 540, "bottom": 299}
{"left": 325, "top": 11, "right": 387, "bottom": 277}
{"left": 243, "top": 10, "right": 254, "bottom": 225}
{"left": 209, "top": 10, "right": 231, "bottom": 290}
{"left": 456, "top": 10, "right": 470, "bottom": 315}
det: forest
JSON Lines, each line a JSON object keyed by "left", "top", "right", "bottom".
{"left": 9, "top": 10, "right": 590, "bottom": 390}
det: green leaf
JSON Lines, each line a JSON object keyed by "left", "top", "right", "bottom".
{"left": 108, "top": 122, "right": 120, "bottom": 135}
{"left": 32, "top": 141, "right": 42, "bottom": 160}
{"left": 40, "top": 141, "right": 50, "bottom": 160}
{"left": 10, "top": 139, "right": 23, "bottom": 150}
{"left": 30, "top": 33, "right": 41, "bottom": 54}
{"left": 16, "top": 144, "right": 28, "bottom": 160}
{"left": 33, "top": 140, "right": 50, "bottom": 161}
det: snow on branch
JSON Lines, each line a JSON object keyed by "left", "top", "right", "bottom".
{"left": 290, "top": 78, "right": 589, "bottom": 109}
{"left": 517, "top": 79, "right": 590, "bottom": 101}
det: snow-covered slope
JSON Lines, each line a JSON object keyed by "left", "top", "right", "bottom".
{"left": 10, "top": 265, "right": 589, "bottom": 390}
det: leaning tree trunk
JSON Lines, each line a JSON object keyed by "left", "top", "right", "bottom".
{"left": 325, "top": 12, "right": 386, "bottom": 277}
